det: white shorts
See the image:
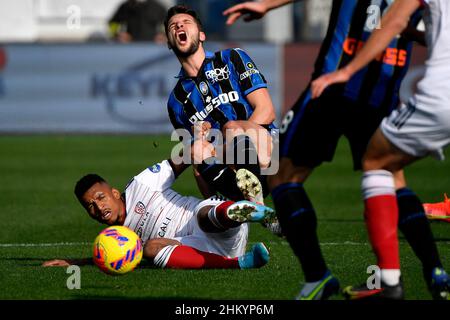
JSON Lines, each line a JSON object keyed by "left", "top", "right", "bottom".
{"left": 381, "top": 96, "right": 450, "bottom": 160}
{"left": 174, "top": 196, "right": 248, "bottom": 258}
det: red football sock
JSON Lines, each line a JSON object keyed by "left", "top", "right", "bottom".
{"left": 208, "top": 200, "right": 241, "bottom": 229}
{"left": 364, "top": 195, "right": 400, "bottom": 269}
{"left": 166, "top": 245, "right": 239, "bottom": 269}
{"left": 362, "top": 170, "right": 400, "bottom": 270}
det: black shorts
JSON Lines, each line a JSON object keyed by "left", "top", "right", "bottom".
{"left": 279, "top": 86, "right": 391, "bottom": 171}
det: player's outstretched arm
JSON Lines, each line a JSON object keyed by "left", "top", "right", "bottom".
{"left": 223, "top": 0, "right": 295, "bottom": 25}
{"left": 42, "top": 258, "right": 93, "bottom": 267}
{"left": 310, "top": 0, "right": 421, "bottom": 99}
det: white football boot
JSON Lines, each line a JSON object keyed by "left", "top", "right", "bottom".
{"left": 235, "top": 169, "right": 283, "bottom": 237}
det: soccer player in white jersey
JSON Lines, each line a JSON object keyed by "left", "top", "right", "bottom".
{"left": 43, "top": 158, "right": 274, "bottom": 270}
{"left": 311, "top": 0, "right": 450, "bottom": 299}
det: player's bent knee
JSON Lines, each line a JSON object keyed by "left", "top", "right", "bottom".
{"left": 143, "top": 238, "right": 180, "bottom": 261}
{"left": 362, "top": 148, "right": 395, "bottom": 171}
{"left": 361, "top": 156, "right": 383, "bottom": 171}
{"left": 143, "top": 239, "right": 162, "bottom": 260}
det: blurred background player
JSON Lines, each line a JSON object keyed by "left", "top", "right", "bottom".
{"left": 43, "top": 158, "right": 274, "bottom": 270}
{"left": 224, "top": 0, "right": 449, "bottom": 300}
{"left": 311, "top": 0, "right": 450, "bottom": 299}
{"left": 109, "top": 0, "right": 167, "bottom": 43}
{"left": 164, "top": 5, "right": 277, "bottom": 206}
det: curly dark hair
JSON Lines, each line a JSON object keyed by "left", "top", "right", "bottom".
{"left": 74, "top": 174, "right": 106, "bottom": 204}
{"left": 164, "top": 4, "right": 203, "bottom": 36}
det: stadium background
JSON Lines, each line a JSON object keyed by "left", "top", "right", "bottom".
{"left": 1, "top": 0, "right": 448, "bottom": 301}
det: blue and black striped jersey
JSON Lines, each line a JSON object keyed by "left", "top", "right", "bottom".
{"left": 314, "top": 0, "right": 423, "bottom": 111}
{"left": 167, "top": 48, "right": 276, "bottom": 134}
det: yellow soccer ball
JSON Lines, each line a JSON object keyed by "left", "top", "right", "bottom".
{"left": 93, "top": 226, "right": 143, "bottom": 275}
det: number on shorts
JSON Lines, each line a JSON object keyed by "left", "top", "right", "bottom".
{"left": 280, "top": 110, "right": 294, "bottom": 134}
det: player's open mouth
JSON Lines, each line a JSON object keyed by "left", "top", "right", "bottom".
{"left": 102, "top": 211, "right": 112, "bottom": 220}
{"left": 177, "top": 31, "right": 187, "bottom": 43}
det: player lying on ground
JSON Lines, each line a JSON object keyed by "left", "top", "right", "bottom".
{"left": 164, "top": 5, "right": 277, "bottom": 203}
{"left": 224, "top": 0, "right": 449, "bottom": 300}
{"left": 43, "top": 159, "right": 274, "bottom": 270}
{"left": 311, "top": 0, "right": 450, "bottom": 299}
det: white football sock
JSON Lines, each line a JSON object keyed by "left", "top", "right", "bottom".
{"left": 381, "top": 269, "right": 401, "bottom": 286}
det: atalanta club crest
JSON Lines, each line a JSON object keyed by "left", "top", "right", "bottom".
{"left": 134, "top": 201, "right": 146, "bottom": 215}
{"left": 199, "top": 82, "right": 209, "bottom": 95}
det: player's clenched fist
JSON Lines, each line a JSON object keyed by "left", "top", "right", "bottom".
{"left": 192, "top": 121, "right": 212, "bottom": 140}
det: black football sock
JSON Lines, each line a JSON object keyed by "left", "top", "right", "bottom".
{"left": 259, "top": 175, "right": 270, "bottom": 198}
{"left": 397, "top": 188, "right": 442, "bottom": 283}
{"left": 231, "top": 135, "right": 261, "bottom": 178}
{"left": 271, "top": 182, "right": 328, "bottom": 282}
{"left": 198, "top": 157, "right": 243, "bottom": 201}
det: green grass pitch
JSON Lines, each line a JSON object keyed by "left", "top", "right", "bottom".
{"left": 0, "top": 135, "right": 449, "bottom": 300}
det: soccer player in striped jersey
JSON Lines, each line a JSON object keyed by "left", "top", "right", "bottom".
{"left": 311, "top": 0, "right": 450, "bottom": 300}
{"left": 42, "top": 159, "right": 274, "bottom": 270}
{"left": 224, "top": 0, "right": 449, "bottom": 300}
{"left": 164, "top": 5, "right": 277, "bottom": 203}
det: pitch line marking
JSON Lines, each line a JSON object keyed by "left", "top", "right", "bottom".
{"left": 0, "top": 242, "right": 91, "bottom": 248}
{"left": 260, "top": 241, "right": 370, "bottom": 246}
{"left": 0, "top": 241, "right": 370, "bottom": 248}
{"left": 2, "top": 240, "right": 450, "bottom": 248}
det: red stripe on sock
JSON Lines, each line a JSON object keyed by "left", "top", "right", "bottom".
{"left": 364, "top": 195, "right": 400, "bottom": 269}
{"left": 165, "top": 245, "right": 239, "bottom": 269}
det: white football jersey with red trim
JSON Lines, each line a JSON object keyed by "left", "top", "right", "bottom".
{"left": 123, "top": 160, "right": 200, "bottom": 242}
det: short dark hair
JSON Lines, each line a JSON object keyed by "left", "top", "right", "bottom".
{"left": 74, "top": 174, "right": 106, "bottom": 204}
{"left": 164, "top": 5, "right": 203, "bottom": 36}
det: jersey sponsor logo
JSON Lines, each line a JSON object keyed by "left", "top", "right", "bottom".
{"left": 188, "top": 91, "right": 239, "bottom": 124}
{"left": 134, "top": 201, "right": 146, "bottom": 215}
{"left": 205, "top": 65, "right": 230, "bottom": 84}
{"left": 343, "top": 37, "right": 407, "bottom": 67}
{"left": 199, "top": 82, "right": 209, "bottom": 95}
{"left": 149, "top": 164, "right": 161, "bottom": 173}
{"left": 136, "top": 211, "right": 150, "bottom": 238}
{"left": 240, "top": 68, "right": 260, "bottom": 81}
{"left": 240, "top": 62, "right": 260, "bottom": 80}
{"left": 157, "top": 217, "right": 172, "bottom": 237}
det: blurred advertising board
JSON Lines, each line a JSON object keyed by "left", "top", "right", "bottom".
{"left": 0, "top": 43, "right": 281, "bottom": 133}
